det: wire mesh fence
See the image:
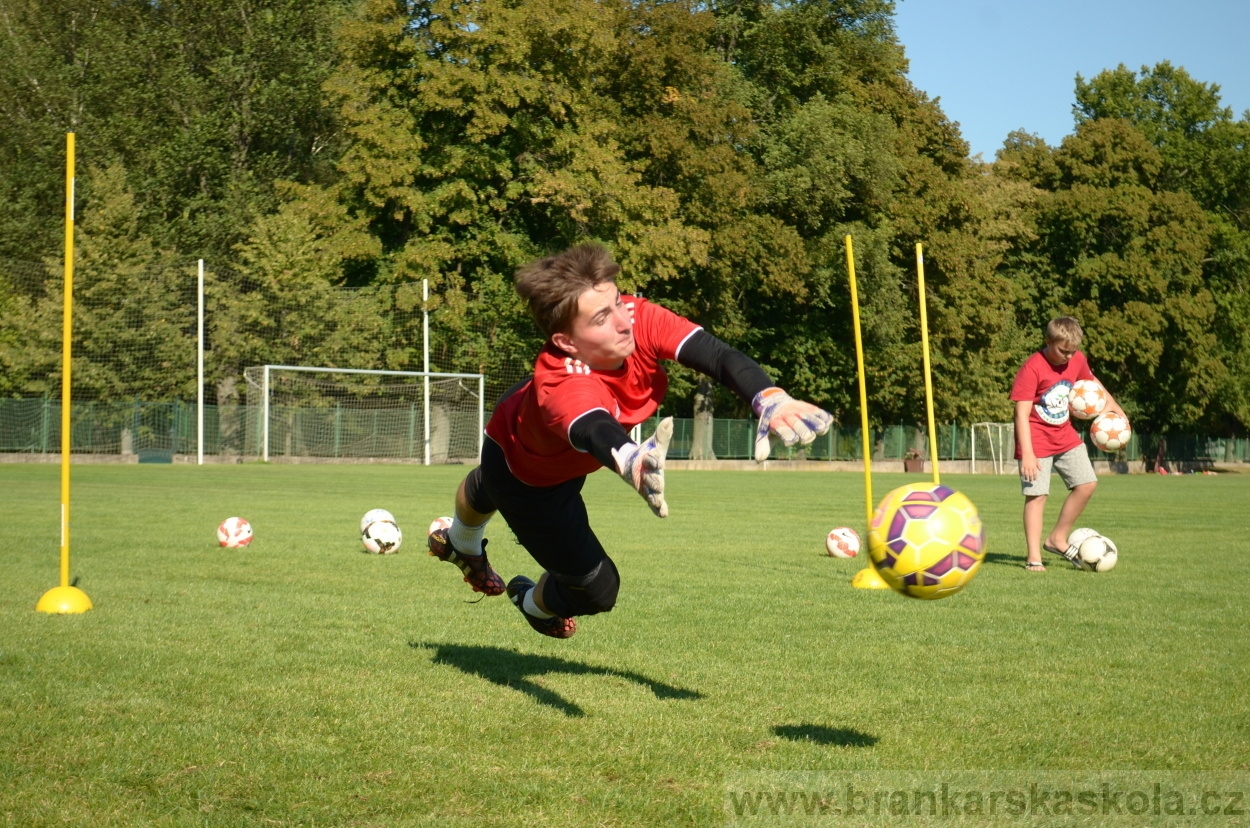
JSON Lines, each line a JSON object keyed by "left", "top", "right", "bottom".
{"left": 4, "top": 400, "right": 1247, "bottom": 465}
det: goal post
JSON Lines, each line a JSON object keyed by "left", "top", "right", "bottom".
{"left": 244, "top": 365, "right": 485, "bottom": 464}
{"left": 971, "top": 422, "right": 1014, "bottom": 474}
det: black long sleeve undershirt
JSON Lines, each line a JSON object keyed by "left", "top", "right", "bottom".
{"left": 568, "top": 330, "right": 774, "bottom": 470}
{"left": 675, "top": 329, "right": 774, "bottom": 402}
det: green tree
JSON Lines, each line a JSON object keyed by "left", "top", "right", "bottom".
{"left": 208, "top": 184, "right": 383, "bottom": 400}
{"left": 1074, "top": 62, "right": 1250, "bottom": 432}
{"left": 0, "top": 164, "right": 194, "bottom": 400}
{"left": 0, "top": 0, "right": 348, "bottom": 267}
{"left": 322, "top": 0, "right": 720, "bottom": 403}
{"left": 1009, "top": 119, "right": 1222, "bottom": 433}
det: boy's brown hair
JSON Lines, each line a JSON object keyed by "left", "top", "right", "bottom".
{"left": 514, "top": 243, "right": 621, "bottom": 338}
{"left": 1045, "top": 316, "right": 1084, "bottom": 347}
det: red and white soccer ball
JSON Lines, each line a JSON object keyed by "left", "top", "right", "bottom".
{"left": 825, "top": 526, "right": 861, "bottom": 558}
{"left": 1068, "top": 380, "right": 1108, "bottom": 420}
{"left": 428, "top": 516, "right": 453, "bottom": 537}
{"left": 1090, "top": 413, "right": 1132, "bottom": 452}
{"left": 217, "top": 516, "right": 253, "bottom": 548}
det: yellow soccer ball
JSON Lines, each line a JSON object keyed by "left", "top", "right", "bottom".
{"left": 867, "top": 483, "right": 986, "bottom": 600}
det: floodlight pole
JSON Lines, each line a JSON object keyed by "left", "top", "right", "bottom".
{"left": 262, "top": 365, "right": 270, "bottom": 462}
{"left": 423, "top": 279, "right": 430, "bottom": 466}
{"left": 38, "top": 132, "right": 92, "bottom": 614}
{"left": 197, "top": 259, "right": 204, "bottom": 466}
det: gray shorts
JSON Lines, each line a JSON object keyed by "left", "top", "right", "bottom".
{"left": 1019, "top": 444, "right": 1097, "bottom": 496}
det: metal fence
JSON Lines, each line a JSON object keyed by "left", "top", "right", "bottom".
{"left": 636, "top": 416, "right": 1250, "bottom": 463}
{"left": 3, "top": 399, "right": 1249, "bottom": 464}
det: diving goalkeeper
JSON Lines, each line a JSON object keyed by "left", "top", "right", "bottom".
{"left": 426, "top": 242, "right": 832, "bottom": 638}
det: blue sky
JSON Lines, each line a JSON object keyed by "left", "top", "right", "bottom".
{"left": 893, "top": 0, "right": 1250, "bottom": 161}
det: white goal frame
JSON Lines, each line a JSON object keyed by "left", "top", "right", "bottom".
{"left": 971, "top": 422, "right": 1014, "bottom": 475}
{"left": 256, "top": 365, "right": 484, "bottom": 465}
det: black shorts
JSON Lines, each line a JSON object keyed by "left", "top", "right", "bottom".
{"left": 464, "top": 437, "right": 609, "bottom": 581}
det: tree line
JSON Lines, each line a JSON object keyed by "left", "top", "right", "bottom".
{"left": 1, "top": 0, "right": 1247, "bottom": 438}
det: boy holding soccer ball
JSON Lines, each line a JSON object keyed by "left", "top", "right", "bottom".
{"left": 1010, "top": 317, "right": 1125, "bottom": 572}
{"left": 426, "top": 243, "right": 832, "bottom": 637}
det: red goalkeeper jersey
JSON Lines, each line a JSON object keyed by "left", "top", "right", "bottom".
{"left": 485, "top": 296, "right": 700, "bottom": 487}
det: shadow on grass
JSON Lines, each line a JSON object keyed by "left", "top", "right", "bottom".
{"left": 981, "top": 551, "right": 1024, "bottom": 568}
{"left": 773, "top": 724, "right": 878, "bottom": 747}
{"left": 410, "top": 642, "right": 704, "bottom": 718}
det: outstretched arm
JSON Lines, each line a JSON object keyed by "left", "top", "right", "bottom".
{"left": 674, "top": 330, "right": 774, "bottom": 401}
{"left": 675, "top": 330, "right": 832, "bottom": 461}
{"left": 570, "top": 411, "right": 673, "bottom": 517}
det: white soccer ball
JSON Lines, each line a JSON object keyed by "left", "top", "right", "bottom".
{"left": 217, "top": 516, "right": 253, "bottom": 548}
{"left": 1067, "top": 527, "right": 1100, "bottom": 549}
{"left": 362, "top": 519, "right": 403, "bottom": 554}
{"left": 1090, "top": 413, "right": 1132, "bottom": 452}
{"left": 825, "top": 526, "right": 861, "bottom": 558}
{"left": 1076, "top": 532, "right": 1118, "bottom": 573}
{"left": 1068, "top": 379, "right": 1108, "bottom": 420}
{"left": 360, "top": 508, "right": 396, "bottom": 534}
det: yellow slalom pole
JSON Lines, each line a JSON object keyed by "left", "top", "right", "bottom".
{"left": 915, "top": 243, "right": 940, "bottom": 486}
{"left": 847, "top": 236, "right": 888, "bottom": 589}
{"left": 38, "top": 133, "right": 92, "bottom": 615}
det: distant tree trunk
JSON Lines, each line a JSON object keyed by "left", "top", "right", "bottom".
{"left": 689, "top": 377, "right": 716, "bottom": 460}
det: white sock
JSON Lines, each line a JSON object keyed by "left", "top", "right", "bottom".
{"left": 448, "top": 516, "right": 488, "bottom": 556}
{"left": 523, "top": 588, "right": 554, "bottom": 619}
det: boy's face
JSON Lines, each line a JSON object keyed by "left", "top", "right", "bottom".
{"left": 551, "top": 282, "right": 635, "bottom": 370}
{"left": 1043, "top": 339, "right": 1079, "bottom": 365}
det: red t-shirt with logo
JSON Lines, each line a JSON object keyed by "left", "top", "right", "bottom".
{"left": 1009, "top": 350, "right": 1097, "bottom": 460}
{"left": 485, "top": 296, "right": 701, "bottom": 487}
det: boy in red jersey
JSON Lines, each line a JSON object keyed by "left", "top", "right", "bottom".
{"left": 1009, "top": 317, "right": 1125, "bottom": 572}
{"left": 427, "top": 243, "right": 832, "bottom": 637}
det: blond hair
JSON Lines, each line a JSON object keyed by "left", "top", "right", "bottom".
{"left": 514, "top": 243, "right": 621, "bottom": 338}
{"left": 1045, "top": 316, "right": 1083, "bottom": 347}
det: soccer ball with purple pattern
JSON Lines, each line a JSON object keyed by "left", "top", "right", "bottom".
{"left": 867, "top": 483, "right": 986, "bottom": 600}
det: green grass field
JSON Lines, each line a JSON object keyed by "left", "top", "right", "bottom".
{"left": 2, "top": 463, "right": 1248, "bottom": 826}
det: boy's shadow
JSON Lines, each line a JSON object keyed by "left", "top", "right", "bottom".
{"left": 981, "top": 551, "right": 1023, "bottom": 568}
{"left": 410, "top": 642, "right": 703, "bottom": 718}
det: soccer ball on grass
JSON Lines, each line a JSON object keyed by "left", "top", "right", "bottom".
{"left": 825, "top": 527, "right": 860, "bottom": 558}
{"left": 360, "top": 508, "right": 396, "bottom": 534}
{"left": 1068, "top": 527, "right": 1118, "bottom": 572}
{"left": 361, "top": 509, "right": 403, "bottom": 554}
{"left": 867, "top": 483, "right": 986, "bottom": 600}
{"left": 217, "top": 516, "right": 253, "bottom": 548}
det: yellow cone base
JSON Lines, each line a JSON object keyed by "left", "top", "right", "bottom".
{"left": 36, "top": 585, "right": 93, "bottom": 614}
{"left": 852, "top": 566, "right": 890, "bottom": 589}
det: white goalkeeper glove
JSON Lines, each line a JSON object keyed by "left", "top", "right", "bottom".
{"left": 752, "top": 387, "right": 833, "bottom": 462}
{"left": 611, "top": 416, "right": 674, "bottom": 518}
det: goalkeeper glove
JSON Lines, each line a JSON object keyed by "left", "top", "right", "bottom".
{"left": 752, "top": 387, "right": 833, "bottom": 462}
{"left": 611, "top": 417, "right": 673, "bottom": 518}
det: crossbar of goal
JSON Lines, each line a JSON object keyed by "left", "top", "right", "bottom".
{"left": 257, "top": 365, "right": 485, "bottom": 464}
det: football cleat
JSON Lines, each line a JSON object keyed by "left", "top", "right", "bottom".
{"left": 506, "top": 576, "right": 576, "bottom": 639}
{"left": 427, "top": 522, "right": 505, "bottom": 596}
